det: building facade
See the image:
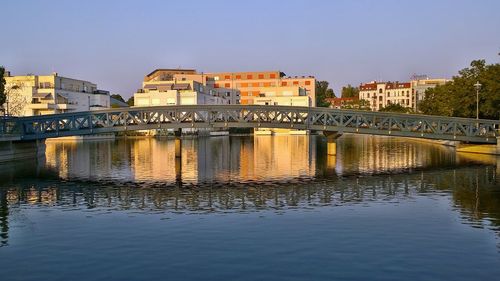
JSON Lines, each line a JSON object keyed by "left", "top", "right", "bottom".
{"left": 206, "top": 71, "right": 315, "bottom": 107}
{"left": 133, "top": 69, "right": 228, "bottom": 107}
{"left": 3, "top": 71, "right": 110, "bottom": 116}
{"left": 134, "top": 69, "right": 316, "bottom": 109}
{"left": 359, "top": 78, "right": 448, "bottom": 111}
{"left": 411, "top": 78, "right": 449, "bottom": 111}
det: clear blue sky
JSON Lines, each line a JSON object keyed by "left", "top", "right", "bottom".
{"left": 2, "top": 0, "right": 499, "bottom": 98}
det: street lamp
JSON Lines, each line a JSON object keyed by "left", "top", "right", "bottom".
{"left": 474, "top": 81, "right": 481, "bottom": 120}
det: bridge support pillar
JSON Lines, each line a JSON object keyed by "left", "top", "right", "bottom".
{"left": 0, "top": 139, "right": 46, "bottom": 163}
{"left": 174, "top": 129, "right": 182, "bottom": 158}
{"left": 324, "top": 131, "right": 342, "bottom": 156}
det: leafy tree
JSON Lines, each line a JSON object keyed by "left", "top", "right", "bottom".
{"left": 126, "top": 96, "right": 134, "bottom": 106}
{"left": 4, "top": 84, "right": 29, "bottom": 116}
{"left": 111, "top": 94, "right": 125, "bottom": 103}
{"left": 342, "top": 99, "right": 371, "bottom": 110}
{"left": 419, "top": 59, "right": 500, "bottom": 119}
{"left": 315, "top": 81, "right": 335, "bottom": 107}
{"left": 0, "top": 67, "right": 6, "bottom": 109}
{"left": 341, "top": 84, "right": 359, "bottom": 98}
{"left": 379, "top": 103, "right": 411, "bottom": 113}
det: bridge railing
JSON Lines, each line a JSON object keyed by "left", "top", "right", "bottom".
{"left": 3, "top": 105, "right": 500, "bottom": 143}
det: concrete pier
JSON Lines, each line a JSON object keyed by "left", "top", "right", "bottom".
{"left": 324, "top": 131, "right": 342, "bottom": 156}
{"left": 0, "top": 140, "right": 46, "bottom": 163}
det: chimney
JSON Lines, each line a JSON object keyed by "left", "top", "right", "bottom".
{"left": 52, "top": 72, "right": 58, "bottom": 76}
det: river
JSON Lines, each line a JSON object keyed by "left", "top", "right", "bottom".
{"left": 0, "top": 134, "right": 499, "bottom": 281}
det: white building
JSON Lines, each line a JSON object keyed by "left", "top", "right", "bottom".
{"left": 3, "top": 71, "right": 110, "bottom": 116}
{"left": 133, "top": 70, "right": 228, "bottom": 107}
{"left": 359, "top": 78, "right": 448, "bottom": 112}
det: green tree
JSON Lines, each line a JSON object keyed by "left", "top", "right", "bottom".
{"left": 419, "top": 59, "right": 500, "bottom": 119}
{"left": 126, "top": 96, "right": 134, "bottom": 106}
{"left": 379, "top": 103, "right": 411, "bottom": 113}
{"left": 341, "top": 84, "right": 359, "bottom": 98}
{"left": 315, "top": 81, "right": 335, "bottom": 107}
{"left": 111, "top": 94, "right": 125, "bottom": 103}
{"left": 0, "top": 67, "right": 6, "bottom": 109}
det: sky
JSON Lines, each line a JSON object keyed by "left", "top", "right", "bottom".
{"left": 2, "top": 0, "right": 499, "bottom": 98}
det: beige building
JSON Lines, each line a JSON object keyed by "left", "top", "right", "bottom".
{"left": 411, "top": 78, "right": 449, "bottom": 111}
{"left": 3, "top": 71, "right": 110, "bottom": 116}
{"left": 359, "top": 78, "right": 448, "bottom": 111}
{"left": 133, "top": 69, "right": 228, "bottom": 107}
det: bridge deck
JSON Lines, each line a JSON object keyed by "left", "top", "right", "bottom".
{"left": 1, "top": 105, "right": 499, "bottom": 143}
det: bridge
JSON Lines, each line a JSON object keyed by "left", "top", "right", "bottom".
{"left": 1, "top": 105, "right": 499, "bottom": 142}
{"left": 0, "top": 105, "right": 499, "bottom": 161}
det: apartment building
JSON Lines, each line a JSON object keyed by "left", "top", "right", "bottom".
{"left": 133, "top": 69, "right": 228, "bottom": 107}
{"left": 359, "top": 78, "right": 448, "bottom": 111}
{"left": 206, "top": 71, "right": 316, "bottom": 107}
{"left": 411, "top": 78, "right": 449, "bottom": 111}
{"left": 3, "top": 71, "right": 110, "bottom": 116}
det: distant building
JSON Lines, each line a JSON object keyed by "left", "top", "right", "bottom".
{"left": 3, "top": 71, "right": 110, "bottom": 116}
{"left": 205, "top": 71, "right": 316, "bottom": 107}
{"left": 133, "top": 69, "right": 228, "bottom": 107}
{"left": 359, "top": 78, "right": 448, "bottom": 111}
{"left": 411, "top": 78, "right": 449, "bottom": 111}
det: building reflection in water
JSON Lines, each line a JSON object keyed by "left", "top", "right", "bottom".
{"left": 43, "top": 134, "right": 494, "bottom": 183}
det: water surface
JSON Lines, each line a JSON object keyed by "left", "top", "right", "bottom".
{"left": 1, "top": 135, "right": 499, "bottom": 281}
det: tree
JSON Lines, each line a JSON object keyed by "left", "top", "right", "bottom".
{"left": 5, "top": 84, "right": 29, "bottom": 116}
{"left": 341, "top": 84, "right": 359, "bottom": 98}
{"left": 342, "top": 99, "right": 371, "bottom": 110}
{"left": 126, "top": 96, "right": 134, "bottom": 106}
{"left": 315, "top": 81, "right": 335, "bottom": 107}
{"left": 419, "top": 59, "right": 500, "bottom": 119}
{"left": 0, "top": 67, "right": 6, "bottom": 110}
{"left": 379, "top": 103, "right": 411, "bottom": 113}
{"left": 111, "top": 94, "right": 125, "bottom": 103}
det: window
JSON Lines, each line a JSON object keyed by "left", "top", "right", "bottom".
{"left": 293, "top": 81, "right": 299, "bottom": 85}
{"left": 225, "top": 83, "right": 230, "bottom": 88}
{"left": 270, "top": 74, "right": 276, "bottom": 79}
{"left": 252, "top": 91, "right": 259, "bottom": 96}
{"left": 236, "top": 75, "right": 241, "bottom": 79}
{"left": 214, "top": 83, "right": 220, "bottom": 88}
{"left": 263, "top": 82, "right": 271, "bottom": 87}
{"left": 379, "top": 89, "right": 382, "bottom": 93}
{"left": 241, "top": 83, "right": 248, "bottom": 87}
{"left": 305, "top": 81, "right": 311, "bottom": 86}
{"left": 241, "top": 91, "right": 248, "bottom": 96}
{"left": 252, "top": 83, "right": 259, "bottom": 87}
{"left": 214, "top": 76, "right": 219, "bottom": 81}
{"left": 282, "top": 81, "right": 287, "bottom": 86}
{"left": 247, "top": 74, "right": 253, "bottom": 79}
{"left": 258, "top": 74, "right": 264, "bottom": 79}
{"left": 224, "top": 75, "right": 230, "bottom": 79}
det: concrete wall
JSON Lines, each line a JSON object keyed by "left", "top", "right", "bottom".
{"left": 0, "top": 140, "right": 46, "bottom": 163}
